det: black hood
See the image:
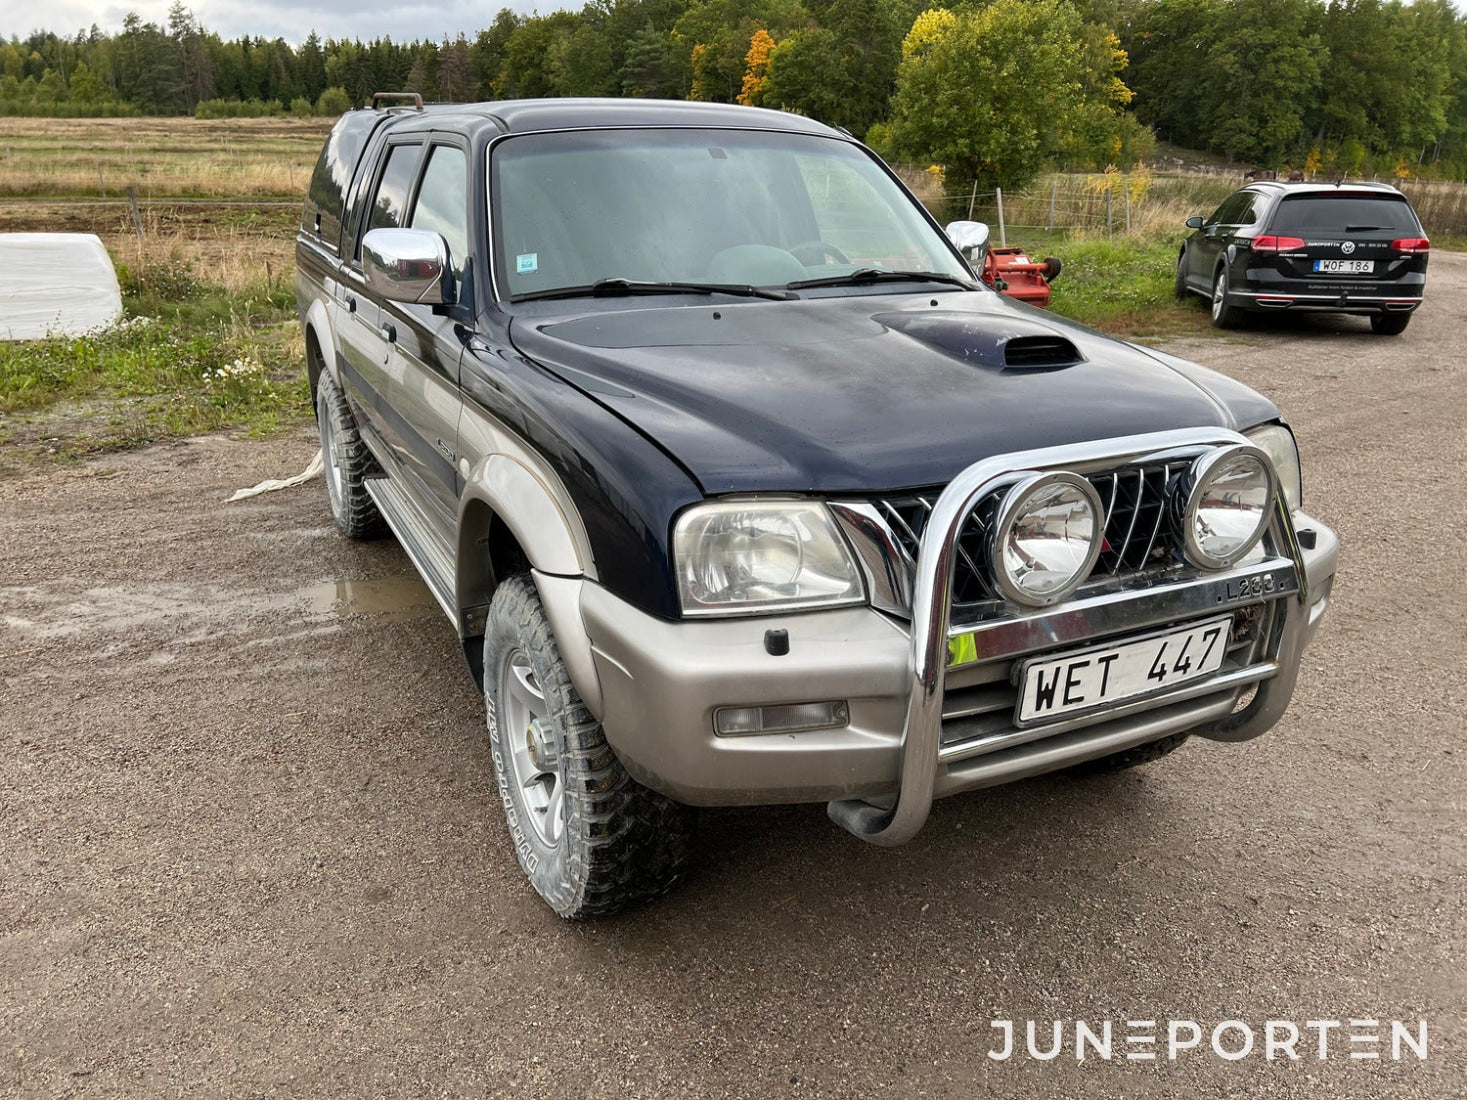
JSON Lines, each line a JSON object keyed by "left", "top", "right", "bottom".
{"left": 509, "top": 291, "right": 1278, "bottom": 495}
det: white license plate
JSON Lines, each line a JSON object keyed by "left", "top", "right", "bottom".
{"left": 1016, "top": 616, "right": 1233, "bottom": 725}
{"left": 1313, "top": 259, "right": 1374, "bottom": 274}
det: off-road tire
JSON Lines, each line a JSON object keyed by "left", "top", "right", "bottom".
{"left": 1210, "top": 268, "right": 1244, "bottom": 329}
{"left": 1067, "top": 732, "right": 1190, "bottom": 777}
{"left": 483, "top": 574, "right": 692, "bottom": 919}
{"left": 1370, "top": 312, "right": 1411, "bottom": 335}
{"left": 316, "top": 371, "right": 386, "bottom": 539}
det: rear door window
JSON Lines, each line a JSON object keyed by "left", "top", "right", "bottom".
{"left": 363, "top": 143, "right": 423, "bottom": 240}
{"left": 410, "top": 145, "right": 469, "bottom": 280}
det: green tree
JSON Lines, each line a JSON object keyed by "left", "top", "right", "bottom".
{"left": 888, "top": 1, "right": 1137, "bottom": 192}
{"left": 1124, "top": 0, "right": 1221, "bottom": 147}
{"left": 316, "top": 85, "right": 351, "bottom": 114}
{"left": 68, "top": 59, "right": 112, "bottom": 105}
{"left": 1196, "top": 0, "right": 1325, "bottom": 164}
{"left": 298, "top": 32, "right": 328, "bottom": 102}
{"left": 763, "top": 0, "right": 913, "bottom": 133}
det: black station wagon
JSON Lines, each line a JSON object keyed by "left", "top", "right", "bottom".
{"left": 297, "top": 96, "right": 1340, "bottom": 918}
{"left": 1176, "top": 180, "right": 1429, "bottom": 334}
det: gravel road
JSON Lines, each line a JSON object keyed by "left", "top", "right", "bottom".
{"left": 3, "top": 259, "right": 1464, "bottom": 1098}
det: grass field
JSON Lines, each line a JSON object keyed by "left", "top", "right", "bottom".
{"left": 11, "top": 116, "right": 1452, "bottom": 470}
{"left": 0, "top": 116, "right": 329, "bottom": 199}
{"left": 0, "top": 118, "right": 324, "bottom": 471}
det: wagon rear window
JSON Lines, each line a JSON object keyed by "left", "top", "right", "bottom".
{"left": 1269, "top": 195, "right": 1420, "bottom": 236}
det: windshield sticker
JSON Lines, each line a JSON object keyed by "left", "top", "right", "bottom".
{"left": 516, "top": 253, "right": 538, "bottom": 275}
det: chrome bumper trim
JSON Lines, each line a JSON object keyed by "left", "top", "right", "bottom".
{"left": 946, "top": 556, "right": 1298, "bottom": 666}
{"left": 826, "top": 427, "right": 1333, "bottom": 847}
{"left": 937, "top": 660, "right": 1278, "bottom": 764}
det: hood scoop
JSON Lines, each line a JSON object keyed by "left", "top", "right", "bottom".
{"left": 875, "top": 310, "right": 1086, "bottom": 371}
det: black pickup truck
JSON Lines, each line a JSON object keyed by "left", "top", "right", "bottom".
{"left": 296, "top": 96, "right": 1338, "bottom": 918}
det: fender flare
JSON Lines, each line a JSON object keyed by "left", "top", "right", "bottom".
{"left": 457, "top": 455, "right": 603, "bottom": 715}
{"left": 302, "top": 297, "right": 337, "bottom": 395}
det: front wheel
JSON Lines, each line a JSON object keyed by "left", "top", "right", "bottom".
{"left": 1174, "top": 251, "right": 1190, "bottom": 300}
{"left": 1370, "top": 312, "right": 1412, "bottom": 335}
{"left": 483, "top": 575, "right": 692, "bottom": 919}
{"left": 1210, "top": 268, "right": 1244, "bottom": 329}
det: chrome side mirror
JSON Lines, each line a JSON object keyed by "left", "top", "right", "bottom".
{"left": 945, "top": 220, "right": 991, "bottom": 267}
{"left": 361, "top": 228, "right": 455, "bottom": 306}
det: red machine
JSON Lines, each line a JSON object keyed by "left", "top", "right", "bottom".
{"left": 981, "top": 246, "right": 1063, "bottom": 308}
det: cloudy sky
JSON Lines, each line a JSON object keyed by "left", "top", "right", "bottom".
{"left": 0, "top": 0, "right": 562, "bottom": 45}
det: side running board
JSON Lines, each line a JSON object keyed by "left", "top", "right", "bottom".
{"left": 363, "top": 475, "right": 458, "bottom": 626}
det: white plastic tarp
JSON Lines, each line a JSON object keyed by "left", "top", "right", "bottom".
{"left": 0, "top": 233, "right": 124, "bottom": 341}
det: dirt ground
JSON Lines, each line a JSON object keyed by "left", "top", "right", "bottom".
{"left": 2, "top": 260, "right": 1465, "bottom": 1098}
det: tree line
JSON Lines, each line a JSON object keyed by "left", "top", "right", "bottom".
{"left": 4, "top": 0, "right": 1467, "bottom": 191}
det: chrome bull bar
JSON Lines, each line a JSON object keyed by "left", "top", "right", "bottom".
{"left": 826, "top": 426, "right": 1309, "bottom": 847}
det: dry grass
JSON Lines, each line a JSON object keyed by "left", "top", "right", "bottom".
{"left": 0, "top": 116, "right": 330, "bottom": 200}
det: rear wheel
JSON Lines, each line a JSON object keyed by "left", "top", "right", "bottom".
{"left": 1210, "top": 268, "right": 1244, "bottom": 329}
{"left": 315, "top": 372, "right": 386, "bottom": 539}
{"left": 484, "top": 575, "right": 692, "bottom": 919}
{"left": 1370, "top": 312, "right": 1412, "bottom": 335}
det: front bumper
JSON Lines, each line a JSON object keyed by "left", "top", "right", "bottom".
{"left": 578, "top": 428, "right": 1338, "bottom": 843}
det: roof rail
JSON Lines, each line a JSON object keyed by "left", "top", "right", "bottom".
{"left": 372, "top": 92, "right": 424, "bottom": 111}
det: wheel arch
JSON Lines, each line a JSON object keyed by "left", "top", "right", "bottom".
{"left": 302, "top": 297, "right": 336, "bottom": 403}
{"left": 456, "top": 457, "right": 602, "bottom": 714}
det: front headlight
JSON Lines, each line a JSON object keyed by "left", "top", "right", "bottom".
{"left": 674, "top": 501, "right": 865, "bottom": 616}
{"left": 990, "top": 472, "right": 1104, "bottom": 607}
{"left": 1245, "top": 423, "right": 1301, "bottom": 511}
{"left": 1181, "top": 445, "right": 1276, "bottom": 569}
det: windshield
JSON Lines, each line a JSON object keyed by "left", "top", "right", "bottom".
{"left": 491, "top": 128, "right": 971, "bottom": 299}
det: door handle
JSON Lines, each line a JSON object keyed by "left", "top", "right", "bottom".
{"left": 380, "top": 322, "right": 397, "bottom": 343}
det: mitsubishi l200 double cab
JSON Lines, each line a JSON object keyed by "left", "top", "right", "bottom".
{"left": 297, "top": 96, "right": 1338, "bottom": 918}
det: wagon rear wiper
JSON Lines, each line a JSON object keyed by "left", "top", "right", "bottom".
{"left": 786, "top": 268, "right": 976, "bottom": 291}
{"left": 513, "top": 278, "right": 794, "bottom": 303}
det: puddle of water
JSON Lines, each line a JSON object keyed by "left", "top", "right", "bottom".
{"left": 302, "top": 577, "right": 436, "bottom": 622}
{"left": 0, "top": 575, "right": 438, "bottom": 641}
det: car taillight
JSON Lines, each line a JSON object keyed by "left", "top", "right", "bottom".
{"left": 1250, "top": 235, "right": 1306, "bottom": 253}
{"left": 1390, "top": 237, "right": 1430, "bottom": 255}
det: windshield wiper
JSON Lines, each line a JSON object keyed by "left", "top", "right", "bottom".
{"left": 787, "top": 267, "right": 976, "bottom": 291}
{"left": 513, "top": 278, "right": 794, "bottom": 303}
{"left": 1344, "top": 225, "right": 1385, "bottom": 232}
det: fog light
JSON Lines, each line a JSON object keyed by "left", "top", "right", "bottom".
{"left": 1181, "top": 445, "right": 1275, "bottom": 569}
{"left": 714, "top": 700, "right": 850, "bottom": 736}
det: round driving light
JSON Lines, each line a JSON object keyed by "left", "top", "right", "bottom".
{"left": 990, "top": 472, "right": 1105, "bottom": 607}
{"left": 1182, "top": 445, "right": 1276, "bottom": 569}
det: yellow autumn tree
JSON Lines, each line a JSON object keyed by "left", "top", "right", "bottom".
{"left": 738, "top": 29, "right": 776, "bottom": 107}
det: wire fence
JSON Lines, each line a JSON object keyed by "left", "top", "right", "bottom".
{"left": 895, "top": 167, "right": 1467, "bottom": 242}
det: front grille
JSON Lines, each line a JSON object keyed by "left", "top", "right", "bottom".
{"left": 938, "top": 602, "right": 1277, "bottom": 750}
{"left": 876, "top": 460, "right": 1191, "bottom": 611}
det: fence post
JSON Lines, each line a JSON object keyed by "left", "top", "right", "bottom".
{"left": 1106, "top": 188, "right": 1113, "bottom": 236}
{"left": 996, "top": 187, "right": 1006, "bottom": 247}
{"left": 127, "top": 186, "right": 144, "bottom": 245}
{"left": 1048, "top": 179, "right": 1057, "bottom": 233}
{"left": 967, "top": 180, "right": 978, "bottom": 220}
{"left": 1125, "top": 185, "right": 1131, "bottom": 233}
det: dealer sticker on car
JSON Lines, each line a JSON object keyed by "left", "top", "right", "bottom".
{"left": 1017, "top": 616, "right": 1233, "bottom": 725}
